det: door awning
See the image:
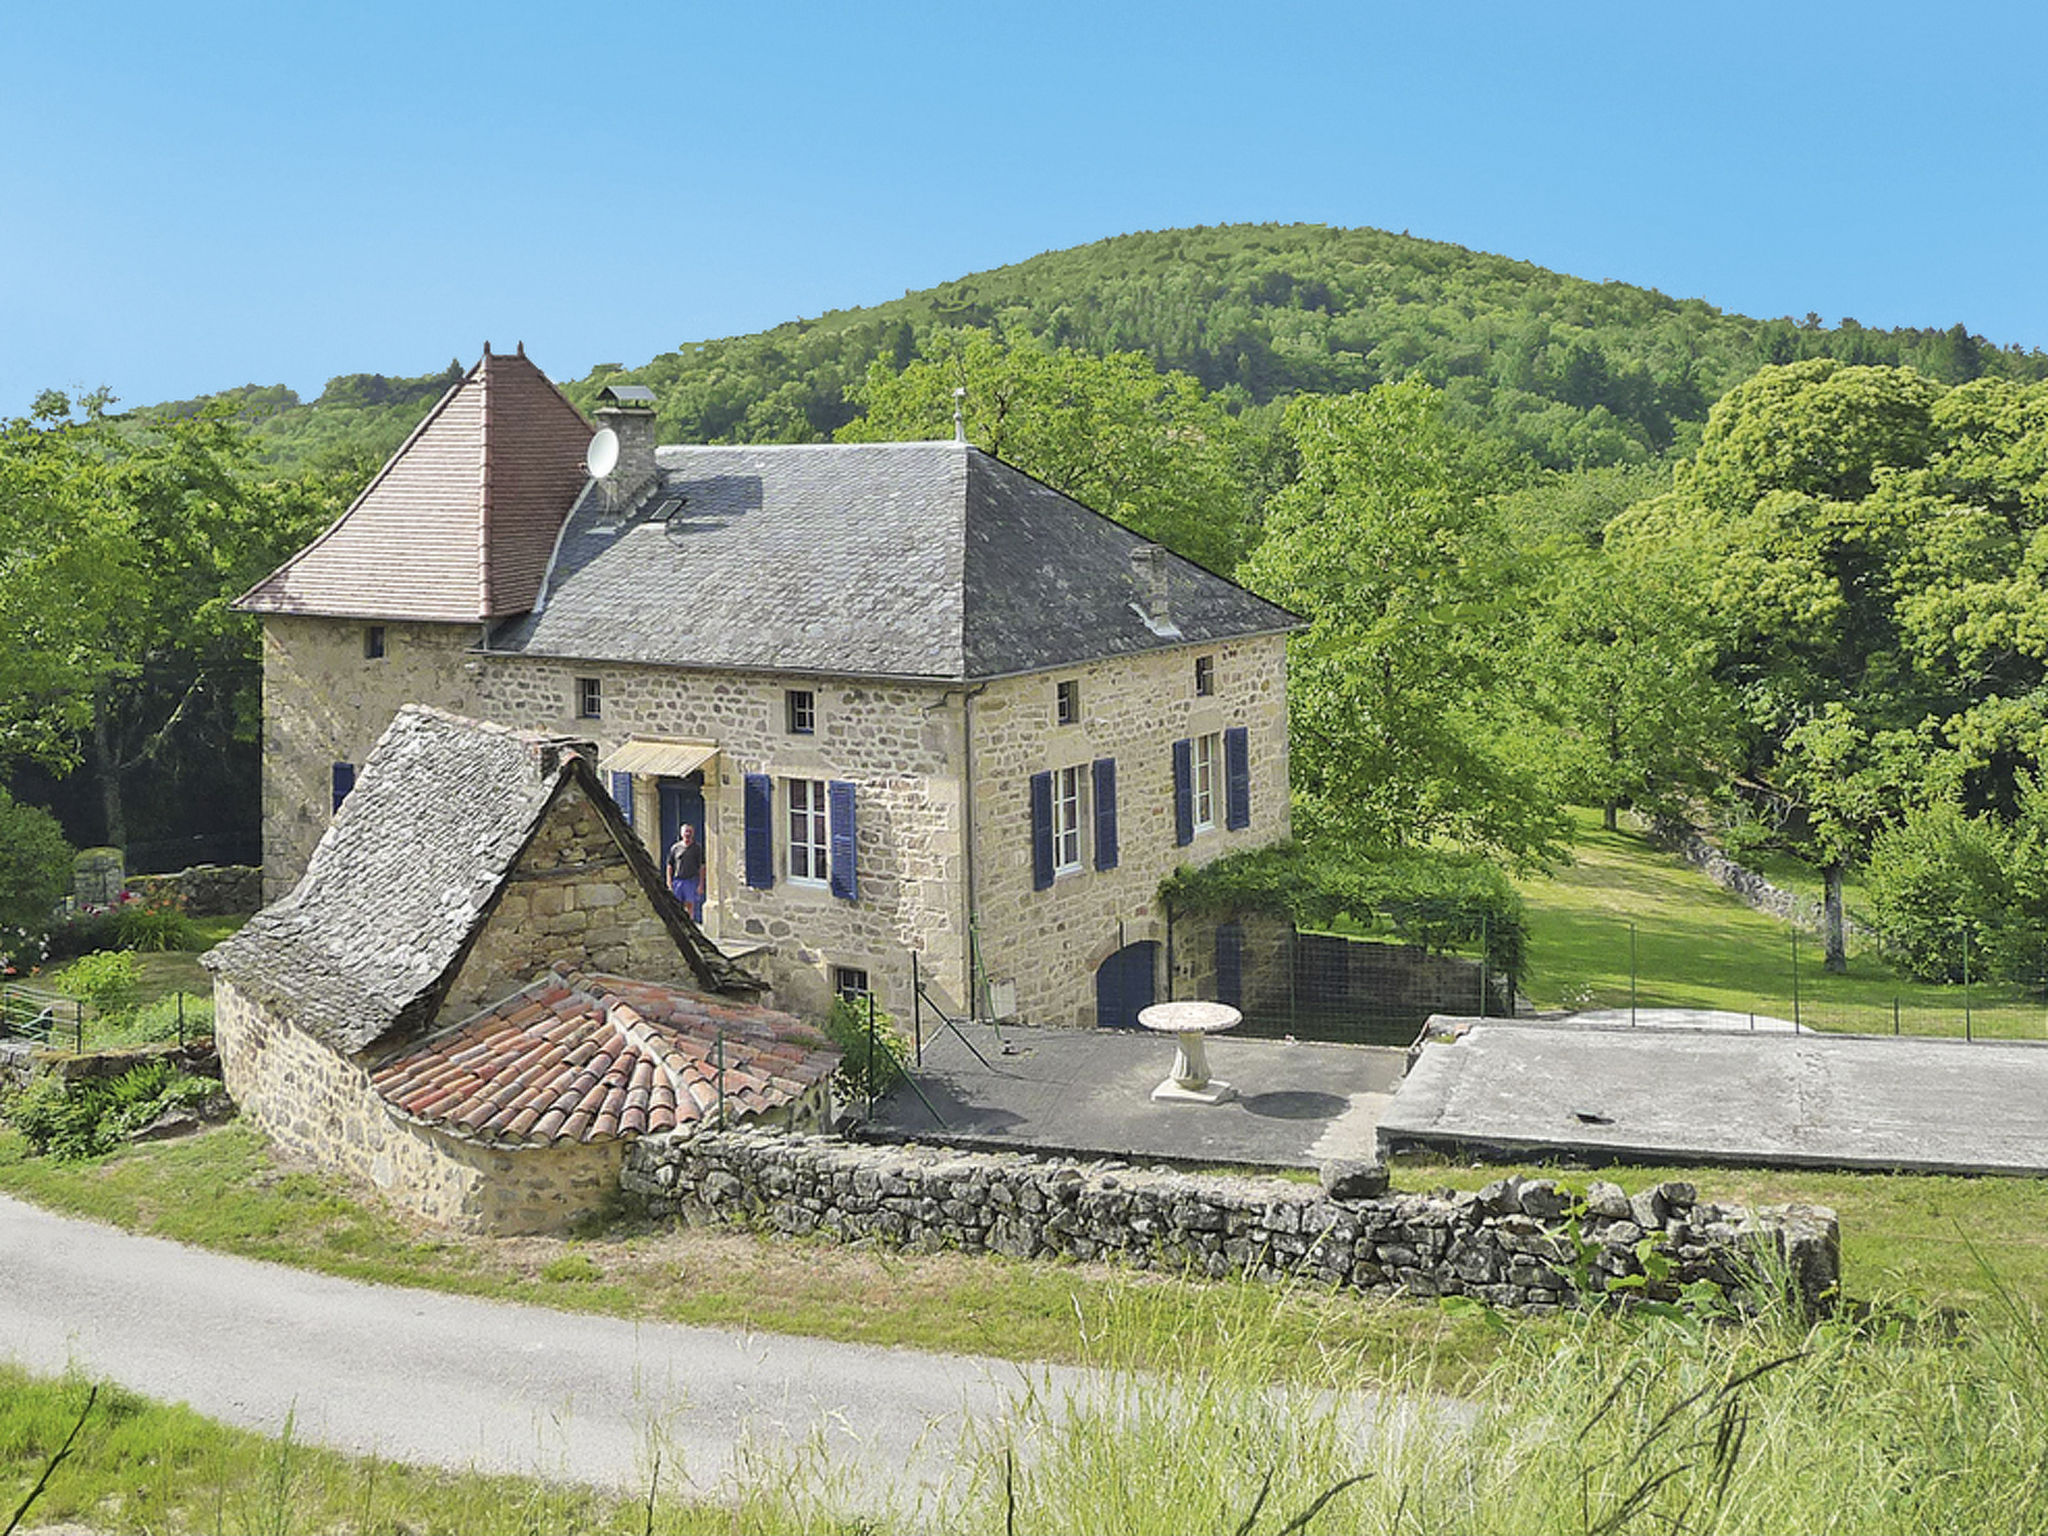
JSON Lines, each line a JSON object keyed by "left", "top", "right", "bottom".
{"left": 600, "top": 737, "right": 719, "bottom": 779}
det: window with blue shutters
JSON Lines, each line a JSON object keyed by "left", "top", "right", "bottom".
{"left": 608, "top": 771, "right": 635, "bottom": 827}
{"left": 1172, "top": 739, "right": 1194, "bottom": 847}
{"left": 330, "top": 762, "right": 355, "bottom": 813}
{"left": 1224, "top": 726, "right": 1251, "bottom": 830}
{"left": 743, "top": 773, "right": 775, "bottom": 888}
{"left": 1030, "top": 770, "right": 1055, "bottom": 890}
{"left": 1092, "top": 757, "right": 1119, "bottom": 870}
{"left": 828, "top": 780, "right": 858, "bottom": 901}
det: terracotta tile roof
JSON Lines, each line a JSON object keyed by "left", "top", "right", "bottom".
{"left": 204, "top": 706, "right": 749, "bottom": 1057}
{"left": 370, "top": 969, "right": 838, "bottom": 1147}
{"left": 236, "top": 346, "right": 591, "bottom": 623}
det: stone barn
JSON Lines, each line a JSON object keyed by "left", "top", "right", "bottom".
{"left": 204, "top": 705, "right": 837, "bottom": 1233}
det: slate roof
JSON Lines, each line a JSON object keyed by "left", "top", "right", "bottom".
{"left": 489, "top": 442, "right": 1298, "bottom": 681}
{"left": 204, "top": 706, "right": 745, "bottom": 1057}
{"left": 236, "top": 347, "right": 592, "bottom": 623}
{"left": 370, "top": 969, "right": 837, "bottom": 1148}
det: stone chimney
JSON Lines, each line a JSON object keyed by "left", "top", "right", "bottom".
{"left": 594, "top": 383, "right": 659, "bottom": 505}
{"left": 1129, "top": 543, "right": 1181, "bottom": 638}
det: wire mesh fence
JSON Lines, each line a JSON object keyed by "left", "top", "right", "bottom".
{"left": 1518, "top": 919, "right": 2048, "bottom": 1042}
{"left": 1168, "top": 910, "right": 1509, "bottom": 1048}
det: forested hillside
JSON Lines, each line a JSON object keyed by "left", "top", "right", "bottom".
{"left": 173, "top": 223, "right": 2045, "bottom": 479}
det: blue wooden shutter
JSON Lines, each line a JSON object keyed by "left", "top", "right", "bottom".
{"left": 608, "top": 771, "right": 635, "bottom": 827}
{"left": 828, "top": 780, "right": 858, "bottom": 901}
{"left": 330, "top": 762, "right": 355, "bottom": 813}
{"left": 1224, "top": 726, "right": 1251, "bottom": 830}
{"left": 743, "top": 772, "right": 775, "bottom": 889}
{"left": 1030, "top": 770, "right": 1055, "bottom": 891}
{"left": 1092, "top": 757, "right": 1118, "bottom": 870}
{"left": 1216, "top": 920, "right": 1244, "bottom": 1008}
{"left": 1172, "top": 738, "right": 1194, "bottom": 847}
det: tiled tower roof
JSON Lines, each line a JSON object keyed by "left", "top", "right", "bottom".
{"left": 237, "top": 346, "right": 592, "bottom": 622}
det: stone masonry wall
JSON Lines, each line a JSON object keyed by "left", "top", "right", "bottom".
{"left": 259, "top": 616, "right": 1290, "bottom": 1032}
{"left": 440, "top": 779, "right": 698, "bottom": 1022}
{"left": 260, "top": 618, "right": 486, "bottom": 901}
{"left": 971, "top": 635, "right": 1291, "bottom": 1027}
{"left": 213, "top": 977, "right": 625, "bottom": 1233}
{"left": 475, "top": 657, "right": 967, "bottom": 1025}
{"left": 259, "top": 616, "right": 969, "bottom": 1026}
{"left": 622, "top": 1132, "right": 1840, "bottom": 1316}
{"left": 126, "top": 864, "right": 263, "bottom": 917}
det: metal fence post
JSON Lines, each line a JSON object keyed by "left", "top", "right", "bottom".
{"left": 1629, "top": 922, "right": 1638, "bottom": 1027}
{"left": 865, "top": 991, "right": 877, "bottom": 1117}
{"left": 715, "top": 1029, "right": 726, "bottom": 1127}
{"left": 1893, "top": 997, "right": 1900, "bottom": 1036}
{"left": 1791, "top": 931, "right": 1801, "bottom": 1032}
{"left": 1963, "top": 929, "right": 1972, "bottom": 1042}
{"left": 74, "top": 1001, "right": 83, "bottom": 1054}
{"left": 1479, "top": 911, "right": 1491, "bottom": 1017}
{"left": 911, "top": 950, "right": 922, "bottom": 1066}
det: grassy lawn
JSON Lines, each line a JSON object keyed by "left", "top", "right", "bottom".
{"left": 1517, "top": 808, "right": 2048, "bottom": 1039}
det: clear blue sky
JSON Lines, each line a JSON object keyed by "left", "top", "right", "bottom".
{"left": 5, "top": 0, "right": 2044, "bottom": 415}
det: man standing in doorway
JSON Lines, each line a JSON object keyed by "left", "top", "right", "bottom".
{"left": 666, "top": 822, "right": 704, "bottom": 922}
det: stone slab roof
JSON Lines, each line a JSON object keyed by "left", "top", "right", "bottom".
{"left": 370, "top": 969, "right": 837, "bottom": 1148}
{"left": 236, "top": 347, "right": 592, "bottom": 623}
{"left": 205, "top": 706, "right": 742, "bottom": 1057}
{"left": 489, "top": 442, "right": 1298, "bottom": 681}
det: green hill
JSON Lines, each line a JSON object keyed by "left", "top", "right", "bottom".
{"left": 150, "top": 223, "right": 2048, "bottom": 479}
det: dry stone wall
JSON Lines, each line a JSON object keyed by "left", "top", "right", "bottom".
{"left": 126, "top": 864, "right": 262, "bottom": 917}
{"left": 622, "top": 1131, "right": 1839, "bottom": 1315}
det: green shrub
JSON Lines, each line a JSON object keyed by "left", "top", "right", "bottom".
{"left": 0, "top": 790, "right": 71, "bottom": 948}
{"left": 3, "top": 1062, "right": 218, "bottom": 1161}
{"left": 821, "top": 994, "right": 907, "bottom": 1104}
{"left": 58, "top": 950, "right": 140, "bottom": 1018}
{"left": 1864, "top": 803, "right": 2009, "bottom": 982}
{"left": 110, "top": 889, "right": 198, "bottom": 952}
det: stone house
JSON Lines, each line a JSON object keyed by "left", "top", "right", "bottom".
{"left": 238, "top": 346, "right": 1298, "bottom": 1030}
{"left": 204, "top": 705, "right": 836, "bottom": 1233}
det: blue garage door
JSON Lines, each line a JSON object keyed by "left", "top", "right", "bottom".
{"left": 1095, "top": 941, "right": 1158, "bottom": 1030}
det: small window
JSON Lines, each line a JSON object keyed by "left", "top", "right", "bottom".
{"left": 575, "top": 676, "right": 602, "bottom": 719}
{"left": 1055, "top": 679, "right": 1080, "bottom": 726}
{"left": 1193, "top": 731, "right": 1220, "bottom": 832}
{"left": 1194, "top": 654, "right": 1214, "bottom": 696}
{"left": 330, "top": 761, "right": 356, "bottom": 813}
{"left": 1052, "top": 764, "right": 1084, "bottom": 873}
{"left": 786, "top": 689, "right": 816, "bottom": 735}
{"left": 834, "top": 966, "right": 871, "bottom": 1003}
{"left": 364, "top": 625, "right": 386, "bottom": 660}
{"left": 788, "top": 777, "right": 829, "bottom": 884}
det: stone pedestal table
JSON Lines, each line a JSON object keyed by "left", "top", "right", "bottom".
{"left": 1137, "top": 1000, "right": 1243, "bottom": 1105}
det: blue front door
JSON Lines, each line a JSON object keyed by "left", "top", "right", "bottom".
{"left": 1095, "top": 941, "right": 1158, "bottom": 1030}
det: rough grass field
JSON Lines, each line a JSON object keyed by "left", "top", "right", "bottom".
{"left": 1518, "top": 809, "right": 2048, "bottom": 1039}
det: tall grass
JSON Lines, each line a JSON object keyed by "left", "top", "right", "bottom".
{"left": 9, "top": 1273, "right": 2048, "bottom": 1533}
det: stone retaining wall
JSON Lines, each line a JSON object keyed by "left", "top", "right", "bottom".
{"left": 622, "top": 1132, "right": 1839, "bottom": 1315}
{"left": 126, "top": 864, "right": 263, "bottom": 917}
{"left": 1647, "top": 818, "right": 1862, "bottom": 939}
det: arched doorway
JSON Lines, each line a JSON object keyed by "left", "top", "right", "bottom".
{"left": 1095, "top": 941, "right": 1158, "bottom": 1030}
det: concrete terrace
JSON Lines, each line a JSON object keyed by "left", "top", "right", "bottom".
{"left": 1380, "top": 1017, "right": 2048, "bottom": 1175}
{"left": 867, "top": 1022, "right": 1403, "bottom": 1171}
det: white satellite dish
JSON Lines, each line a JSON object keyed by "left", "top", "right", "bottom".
{"left": 585, "top": 427, "right": 620, "bottom": 479}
